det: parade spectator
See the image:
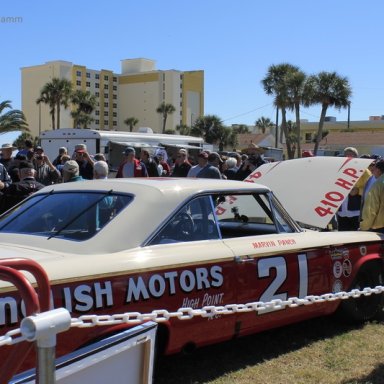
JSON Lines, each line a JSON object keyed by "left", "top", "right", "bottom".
{"left": 0, "top": 143, "right": 16, "bottom": 170}
{"left": 62, "top": 160, "right": 83, "bottom": 182}
{"left": 93, "top": 161, "right": 109, "bottom": 179}
{"left": 17, "top": 140, "right": 34, "bottom": 157}
{"left": 72, "top": 144, "right": 94, "bottom": 180}
{"left": 56, "top": 155, "right": 71, "bottom": 179}
{"left": 0, "top": 161, "right": 44, "bottom": 214}
{"left": 223, "top": 157, "right": 238, "bottom": 180}
{"left": 8, "top": 153, "right": 28, "bottom": 183}
{"left": 362, "top": 158, "right": 382, "bottom": 205}
{"left": 360, "top": 159, "right": 384, "bottom": 233}
{"left": 232, "top": 152, "right": 242, "bottom": 170}
{"left": 235, "top": 155, "right": 261, "bottom": 180}
{"left": 156, "top": 152, "right": 171, "bottom": 176}
{"left": 336, "top": 147, "right": 368, "bottom": 231}
{"left": 33, "top": 149, "right": 61, "bottom": 186}
{"left": 187, "top": 151, "right": 208, "bottom": 177}
{"left": 52, "top": 147, "right": 68, "bottom": 166}
{"left": 140, "top": 149, "right": 159, "bottom": 177}
{"left": 0, "top": 162, "right": 12, "bottom": 193}
{"left": 116, "top": 147, "right": 148, "bottom": 178}
{"left": 94, "top": 153, "right": 107, "bottom": 162}
{"left": 196, "top": 152, "right": 223, "bottom": 179}
{"left": 171, "top": 149, "right": 191, "bottom": 177}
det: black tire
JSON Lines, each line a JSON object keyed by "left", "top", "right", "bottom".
{"left": 336, "top": 262, "right": 384, "bottom": 323}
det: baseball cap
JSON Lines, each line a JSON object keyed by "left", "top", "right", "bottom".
{"left": 34, "top": 146, "right": 44, "bottom": 153}
{"left": 123, "top": 147, "right": 135, "bottom": 155}
{"left": 75, "top": 144, "right": 87, "bottom": 153}
{"left": 208, "top": 152, "right": 223, "bottom": 163}
{"left": 63, "top": 160, "right": 79, "bottom": 173}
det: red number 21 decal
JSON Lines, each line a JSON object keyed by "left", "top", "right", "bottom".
{"left": 257, "top": 254, "right": 308, "bottom": 313}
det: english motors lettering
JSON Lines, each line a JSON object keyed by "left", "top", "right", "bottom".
{"left": 0, "top": 265, "right": 224, "bottom": 326}
{"left": 125, "top": 265, "right": 223, "bottom": 303}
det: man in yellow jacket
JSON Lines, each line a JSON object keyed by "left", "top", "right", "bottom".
{"left": 360, "top": 159, "right": 384, "bottom": 233}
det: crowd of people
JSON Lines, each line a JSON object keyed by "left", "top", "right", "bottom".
{"left": 0, "top": 139, "right": 383, "bottom": 234}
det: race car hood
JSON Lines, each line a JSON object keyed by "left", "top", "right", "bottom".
{"left": 246, "top": 157, "right": 372, "bottom": 229}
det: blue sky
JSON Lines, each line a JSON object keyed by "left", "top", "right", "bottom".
{"left": 1, "top": 0, "right": 384, "bottom": 144}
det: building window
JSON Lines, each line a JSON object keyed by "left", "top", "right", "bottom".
{"left": 104, "top": 120, "right": 108, "bottom": 125}
{"left": 113, "top": 76, "right": 117, "bottom": 82}
{"left": 163, "top": 84, "right": 165, "bottom": 91}
{"left": 86, "top": 81, "right": 90, "bottom": 87}
{"left": 86, "top": 72, "right": 90, "bottom": 78}
{"left": 180, "top": 92, "right": 183, "bottom": 98}
{"left": 113, "top": 95, "right": 117, "bottom": 100}
{"left": 104, "top": 93, "right": 109, "bottom": 98}
{"left": 95, "top": 83, "right": 99, "bottom": 89}
{"left": 113, "top": 103, "right": 117, "bottom": 108}
{"left": 305, "top": 133, "right": 312, "bottom": 143}
{"left": 104, "top": 75, "right": 109, "bottom": 81}
{"left": 95, "top": 74, "right": 100, "bottom": 79}
{"left": 76, "top": 70, "right": 81, "bottom": 77}
{"left": 113, "top": 112, "right": 117, "bottom": 117}
{"left": 95, "top": 119, "right": 99, "bottom": 125}
{"left": 76, "top": 80, "right": 81, "bottom": 86}
{"left": 95, "top": 92, "right": 99, "bottom": 97}
{"left": 180, "top": 102, "right": 182, "bottom": 107}
{"left": 104, "top": 102, "right": 108, "bottom": 108}
{"left": 113, "top": 85, "right": 117, "bottom": 91}
{"left": 104, "top": 111, "right": 109, "bottom": 116}
{"left": 104, "top": 84, "right": 108, "bottom": 90}
{"left": 95, "top": 110, "right": 100, "bottom": 116}
{"left": 113, "top": 121, "right": 117, "bottom": 126}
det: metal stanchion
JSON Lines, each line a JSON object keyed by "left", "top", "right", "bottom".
{"left": 20, "top": 308, "right": 72, "bottom": 384}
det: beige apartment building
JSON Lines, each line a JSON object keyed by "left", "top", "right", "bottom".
{"left": 21, "top": 58, "right": 204, "bottom": 137}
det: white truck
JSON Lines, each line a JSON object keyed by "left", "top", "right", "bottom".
{"left": 39, "top": 128, "right": 205, "bottom": 169}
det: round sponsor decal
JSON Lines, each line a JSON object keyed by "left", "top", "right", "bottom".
{"left": 342, "top": 259, "right": 352, "bottom": 277}
{"left": 360, "top": 246, "right": 367, "bottom": 256}
{"left": 332, "top": 279, "right": 343, "bottom": 293}
{"left": 333, "top": 261, "right": 343, "bottom": 279}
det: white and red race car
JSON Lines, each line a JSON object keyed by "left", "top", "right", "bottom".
{"left": 0, "top": 157, "right": 382, "bottom": 373}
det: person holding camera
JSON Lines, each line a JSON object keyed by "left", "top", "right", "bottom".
{"left": 72, "top": 144, "right": 95, "bottom": 180}
{"left": 33, "top": 146, "right": 61, "bottom": 185}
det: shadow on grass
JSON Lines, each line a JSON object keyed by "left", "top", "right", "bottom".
{"left": 342, "top": 363, "right": 384, "bottom": 384}
{"left": 155, "top": 316, "right": 380, "bottom": 384}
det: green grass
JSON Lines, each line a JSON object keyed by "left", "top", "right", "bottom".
{"left": 155, "top": 314, "right": 384, "bottom": 384}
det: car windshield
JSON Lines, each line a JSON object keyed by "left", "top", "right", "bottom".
{"left": 0, "top": 191, "right": 132, "bottom": 241}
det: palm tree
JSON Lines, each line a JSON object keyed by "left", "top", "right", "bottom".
{"left": 156, "top": 102, "right": 175, "bottom": 133}
{"left": 191, "top": 115, "right": 224, "bottom": 144}
{"left": 13, "top": 132, "right": 38, "bottom": 149}
{"left": 0, "top": 100, "right": 29, "bottom": 134}
{"left": 124, "top": 117, "right": 139, "bottom": 132}
{"left": 304, "top": 72, "right": 352, "bottom": 155}
{"left": 36, "top": 89, "right": 55, "bottom": 130}
{"left": 176, "top": 124, "right": 191, "bottom": 136}
{"left": 285, "top": 69, "right": 307, "bottom": 157}
{"left": 261, "top": 63, "right": 299, "bottom": 159}
{"left": 255, "top": 117, "right": 274, "bottom": 134}
{"left": 37, "top": 78, "right": 73, "bottom": 130}
{"left": 232, "top": 124, "right": 250, "bottom": 134}
{"left": 71, "top": 90, "right": 97, "bottom": 129}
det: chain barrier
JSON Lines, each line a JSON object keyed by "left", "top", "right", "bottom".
{"left": 1, "top": 285, "right": 384, "bottom": 347}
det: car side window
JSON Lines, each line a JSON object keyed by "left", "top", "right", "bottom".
{"left": 213, "top": 192, "right": 296, "bottom": 238}
{"left": 149, "top": 195, "right": 220, "bottom": 245}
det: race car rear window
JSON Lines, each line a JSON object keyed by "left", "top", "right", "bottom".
{"left": 0, "top": 191, "right": 132, "bottom": 241}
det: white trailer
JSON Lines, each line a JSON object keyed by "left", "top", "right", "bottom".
{"left": 39, "top": 128, "right": 204, "bottom": 168}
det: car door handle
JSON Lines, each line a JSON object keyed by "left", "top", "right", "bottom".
{"left": 234, "top": 256, "right": 255, "bottom": 264}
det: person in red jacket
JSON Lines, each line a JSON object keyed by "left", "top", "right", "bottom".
{"left": 116, "top": 147, "right": 148, "bottom": 178}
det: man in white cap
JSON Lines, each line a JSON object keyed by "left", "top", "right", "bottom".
{"left": 62, "top": 160, "right": 83, "bottom": 182}
{"left": 116, "top": 147, "right": 148, "bottom": 178}
{"left": 0, "top": 143, "right": 16, "bottom": 170}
